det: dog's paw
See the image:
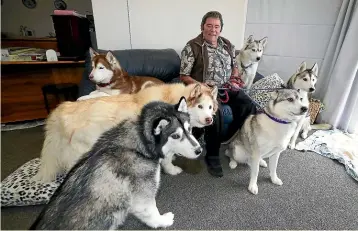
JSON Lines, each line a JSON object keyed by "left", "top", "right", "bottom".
{"left": 77, "top": 95, "right": 91, "bottom": 101}
{"left": 229, "top": 160, "right": 238, "bottom": 169}
{"left": 248, "top": 183, "right": 258, "bottom": 195}
{"left": 271, "top": 176, "right": 283, "bottom": 186}
{"left": 301, "top": 132, "right": 308, "bottom": 139}
{"left": 165, "top": 166, "right": 183, "bottom": 175}
{"left": 158, "top": 212, "right": 174, "bottom": 228}
{"left": 287, "top": 142, "right": 296, "bottom": 150}
{"left": 259, "top": 159, "right": 267, "bottom": 168}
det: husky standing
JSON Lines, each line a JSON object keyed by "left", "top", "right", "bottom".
{"left": 236, "top": 35, "right": 268, "bottom": 89}
{"left": 30, "top": 97, "right": 202, "bottom": 230}
{"left": 225, "top": 89, "right": 309, "bottom": 195}
{"left": 286, "top": 62, "right": 318, "bottom": 149}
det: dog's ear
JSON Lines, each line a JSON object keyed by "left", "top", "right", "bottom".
{"left": 153, "top": 118, "right": 170, "bottom": 135}
{"left": 211, "top": 85, "right": 218, "bottom": 99}
{"left": 89, "top": 47, "right": 99, "bottom": 59}
{"left": 297, "top": 61, "right": 307, "bottom": 73}
{"left": 246, "top": 35, "right": 254, "bottom": 44}
{"left": 270, "top": 90, "right": 279, "bottom": 99}
{"left": 189, "top": 84, "right": 202, "bottom": 99}
{"left": 105, "top": 51, "right": 122, "bottom": 70}
{"left": 311, "top": 63, "right": 318, "bottom": 77}
{"left": 260, "top": 37, "right": 268, "bottom": 47}
{"left": 176, "top": 97, "right": 188, "bottom": 113}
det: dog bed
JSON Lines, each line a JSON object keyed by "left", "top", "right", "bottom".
{"left": 1, "top": 158, "right": 65, "bottom": 207}
{"left": 296, "top": 129, "right": 358, "bottom": 181}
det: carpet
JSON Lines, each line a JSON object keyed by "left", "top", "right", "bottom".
{"left": 296, "top": 129, "right": 358, "bottom": 181}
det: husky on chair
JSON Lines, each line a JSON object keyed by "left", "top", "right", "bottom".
{"left": 286, "top": 62, "right": 318, "bottom": 149}
{"left": 236, "top": 35, "right": 268, "bottom": 89}
{"left": 77, "top": 48, "right": 163, "bottom": 101}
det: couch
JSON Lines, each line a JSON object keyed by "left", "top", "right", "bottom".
{"left": 78, "top": 48, "right": 264, "bottom": 137}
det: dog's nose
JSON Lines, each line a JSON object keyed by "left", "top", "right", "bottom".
{"left": 89, "top": 75, "right": 94, "bottom": 80}
{"left": 195, "top": 147, "right": 203, "bottom": 155}
{"left": 309, "top": 88, "right": 315, "bottom": 92}
{"left": 301, "top": 107, "right": 308, "bottom": 113}
{"left": 256, "top": 57, "right": 261, "bottom": 61}
{"left": 205, "top": 117, "right": 213, "bottom": 124}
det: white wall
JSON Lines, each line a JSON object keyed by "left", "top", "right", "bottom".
{"left": 1, "top": 0, "right": 93, "bottom": 38}
{"left": 245, "top": 0, "right": 342, "bottom": 80}
{"left": 91, "top": 0, "right": 131, "bottom": 50}
{"left": 91, "top": 0, "right": 248, "bottom": 54}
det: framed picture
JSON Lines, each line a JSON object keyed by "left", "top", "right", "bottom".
{"left": 22, "top": 0, "right": 37, "bottom": 9}
{"left": 54, "top": 0, "right": 67, "bottom": 10}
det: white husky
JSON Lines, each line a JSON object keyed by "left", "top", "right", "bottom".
{"left": 236, "top": 35, "right": 268, "bottom": 89}
{"left": 33, "top": 83, "right": 218, "bottom": 183}
{"left": 287, "top": 62, "right": 318, "bottom": 149}
{"left": 225, "top": 89, "right": 309, "bottom": 195}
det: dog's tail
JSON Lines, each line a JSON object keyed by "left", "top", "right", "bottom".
{"left": 311, "top": 123, "right": 333, "bottom": 130}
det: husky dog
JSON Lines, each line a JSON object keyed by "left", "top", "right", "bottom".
{"left": 236, "top": 35, "right": 268, "bottom": 89}
{"left": 77, "top": 48, "right": 163, "bottom": 101}
{"left": 286, "top": 62, "right": 318, "bottom": 149}
{"left": 33, "top": 83, "right": 218, "bottom": 183}
{"left": 30, "top": 97, "right": 202, "bottom": 230}
{"left": 225, "top": 89, "right": 309, "bottom": 195}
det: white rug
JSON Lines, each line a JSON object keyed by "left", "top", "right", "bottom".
{"left": 296, "top": 129, "right": 358, "bottom": 181}
{"left": 1, "top": 119, "right": 45, "bottom": 132}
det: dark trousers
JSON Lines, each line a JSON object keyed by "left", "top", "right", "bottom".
{"left": 193, "top": 90, "right": 257, "bottom": 162}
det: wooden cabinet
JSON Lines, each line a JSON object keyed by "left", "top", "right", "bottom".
{"left": 1, "top": 61, "right": 85, "bottom": 123}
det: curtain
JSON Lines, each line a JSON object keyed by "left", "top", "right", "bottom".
{"left": 315, "top": 0, "right": 358, "bottom": 134}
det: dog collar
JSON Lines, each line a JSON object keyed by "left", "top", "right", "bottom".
{"left": 96, "top": 79, "right": 116, "bottom": 87}
{"left": 258, "top": 110, "right": 291, "bottom": 124}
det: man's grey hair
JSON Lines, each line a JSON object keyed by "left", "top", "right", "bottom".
{"left": 201, "top": 11, "right": 224, "bottom": 32}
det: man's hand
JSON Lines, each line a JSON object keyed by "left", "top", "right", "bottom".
{"left": 180, "top": 75, "right": 198, "bottom": 85}
{"left": 232, "top": 67, "right": 239, "bottom": 77}
{"left": 228, "top": 75, "right": 245, "bottom": 90}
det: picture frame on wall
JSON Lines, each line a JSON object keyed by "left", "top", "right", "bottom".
{"left": 22, "top": 0, "right": 37, "bottom": 9}
{"left": 54, "top": 0, "right": 67, "bottom": 10}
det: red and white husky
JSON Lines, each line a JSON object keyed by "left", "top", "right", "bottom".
{"left": 34, "top": 83, "right": 218, "bottom": 182}
{"left": 77, "top": 48, "right": 164, "bottom": 101}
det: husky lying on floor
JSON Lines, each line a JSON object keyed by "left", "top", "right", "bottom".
{"left": 34, "top": 83, "right": 218, "bottom": 183}
{"left": 30, "top": 97, "right": 202, "bottom": 230}
{"left": 77, "top": 48, "right": 164, "bottom": 101}
{"left": 225, "top": 89, "right": 309, "bottom": 195}
{"left": 236, "top": 35, "right": 268, "bottom": 89}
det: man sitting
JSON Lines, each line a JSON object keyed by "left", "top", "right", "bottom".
{"left": 179, "top": 11, "right": 257, "bottom": 177}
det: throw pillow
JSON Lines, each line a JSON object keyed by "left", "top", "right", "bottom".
{"left": 248, "top": 73, "right": 285, "bottom": 110}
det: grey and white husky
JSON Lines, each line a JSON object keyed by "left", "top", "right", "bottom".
{"left": 225, "top": 89, "right": 309, "bottom": 195}
{"left": 286, "top": 62, "right": 318, "bottom": 149}
{"left": 236, "top": 35, "right": 268, "bottom": 89}
{"left": 30, "top": 97, "right": 202, "bottom": 230}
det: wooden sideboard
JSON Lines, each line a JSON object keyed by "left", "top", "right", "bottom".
{"left": 1, "top": 60, "right": 85, "bottom": 123}
{"left": 1, "top": 37, "right": 59, "bottom": 51}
